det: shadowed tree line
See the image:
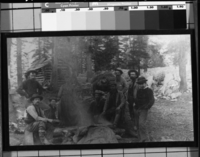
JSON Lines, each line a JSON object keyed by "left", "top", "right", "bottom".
{"left": 8, "top": 35, "right": 190, "bottom": 98}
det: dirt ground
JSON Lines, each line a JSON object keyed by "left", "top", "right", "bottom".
{"left": 147, "top": 91, "right": 194, "bottom": 142}
{"left": 8, "top": 91, "right": 195, "bottom": 146}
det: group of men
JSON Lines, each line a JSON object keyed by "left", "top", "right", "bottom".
{"left": 17, "top": 70, "right": 60, "bottom": 145}
{"left": 16, "top": 67, "right": 154, "bottom": 145}
{"left": 90, "top": 68, "right": 155, "bottom": 142}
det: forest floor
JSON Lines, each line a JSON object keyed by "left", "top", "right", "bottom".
{"left": 147, "top": 91, "right": 194, "bottom": 142}
{"left": 9, "top": 91, "right": 194, "bottom": 145}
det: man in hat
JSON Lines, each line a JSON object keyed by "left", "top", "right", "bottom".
{"left": 101, "top": 83, "right": 126, "bottom": 128}
{"left": 89, "top": 90, "right": 106, "bottom": 123}
{"left": 24, "top": 94, "right": 55, "bottom": 145}
{"left": 127, "top": 70, "right": 139, "bottom": 121}
{"left": 101, "top": 83, "right": 137, "bottom": 137}
{"left": 17, "top": 70, "right": 46, "bottom": 99}
{"left": 134, "top": 76, "right": 155, "bottom": 142}
{"left": 47, "top": 97, "right": 59, "bottom": 120}
{"left": 114, "top": 68, "right": 127, "bottom": 93}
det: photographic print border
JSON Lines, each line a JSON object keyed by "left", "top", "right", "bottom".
{"left": 1, "top": 30, "right": 198, "bottom": 151}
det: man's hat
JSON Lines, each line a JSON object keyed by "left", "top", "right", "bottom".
{"left": 25, "top": 69, "right": 38, "bottom": 76}
{"left": 128, "top": 69, "right": 139, "bottom": 77}
{"left": 30, "top": 94, "right": 43, "bottom": 102}
{"left": 115, "top": 68, "right": 123, "bottom": 74}
{"left": 94, "top": 90, "right": 105, "bottom": 95}
{"left": 136, "top": 76, "right": 148, "bottom": 84}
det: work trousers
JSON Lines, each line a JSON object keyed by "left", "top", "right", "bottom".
{"left": 26, "top": 121, "right": 47, "bottom": 144}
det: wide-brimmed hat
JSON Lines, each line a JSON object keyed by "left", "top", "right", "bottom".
{"left": 136, "top": 76, "right": 148, "bottom": 84}
{"left": 94, "top": 90, "right": 105, "bottom": 95}
{"left": 115, "top": 68, "right": 123, "bottom": 74}
{"left": 25, "top": 69, "right": 38, "bottom": 76}
{"left": 128, "top": 69, "right": 139, "bottom": 77}
{"left": 30, "top": 94, "right": 43, "bottom": 102}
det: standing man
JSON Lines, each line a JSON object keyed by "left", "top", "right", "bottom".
{"left": 114, "top": 68, "right": 127, "bottom": 93}
{"left": 134, "top": 76, "right": 155, "bottom": 142}
{"left": 101, "top": 83, "right": 137, "bottom": 137}
{"left": 17, "top": 70, "right": 47, "bottom": 99}
{"left": 127, "top": 70, "right": 139, "bottom": 121}
{"left": 101, "top": 83, "right": 126, "bottom": 128}
{"left": 89, "top": 90, "right": 106, "bottom": 123}
{"left": 24, "top": 94, "right": 56, "bottom": 145}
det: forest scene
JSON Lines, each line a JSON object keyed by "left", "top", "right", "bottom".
{"left": 7, "top": 34, "right": 194, "bottom": 146}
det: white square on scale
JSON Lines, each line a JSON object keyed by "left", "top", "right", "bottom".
{"left": 41, "top": 13, "right": 57, "bottom": 31}
{"left": 57, "top": 12, "right": 72, "bottom": 31}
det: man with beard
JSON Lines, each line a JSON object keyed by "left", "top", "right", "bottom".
{"left": 134, "top": 76, "right": 155, "bottom": 142}
{"left": 17, "top": 70, "right": 47, "bottom": 99}
{"left": 127, "top": 70, "right": 139, "bottom": 121}
{"left": 24, "top": 94, "right": 56, "bottom": 145}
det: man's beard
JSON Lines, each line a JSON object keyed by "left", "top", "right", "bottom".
{"left": 34, "top": 102, "right": 39, "bottom": 106}
{"left": 131, "top": 77, "right": 136, "bottom": 82}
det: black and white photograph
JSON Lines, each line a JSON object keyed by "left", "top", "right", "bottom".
{"left": 3, "top": 32, "right": 197, "bottom": 148}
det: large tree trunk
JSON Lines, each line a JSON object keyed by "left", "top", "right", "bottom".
{"left": 86, "top": 53, "right": 94, "bottom": 82}
{"left": 137, "top": 59, "right": 141, "bottom": 75}
{"left": 178, "top": 44, "right": 187, "bottom": 92}
{"left": 137, "top": 66, "right": 140, "bottom": 76}
{"left": 7, "top": 38, "right": 12, "bottom": 89}
{"left": 17, "top": 38, "right": 22, "bottom": 86}
{"left": 50, "top": 37, "right": 59, "bottom": 91}
{"left": 143, "top": 58, "right": 148, "bottom": 72}
{"left": 51, "top": 37, "right": 74, "bottom": 91}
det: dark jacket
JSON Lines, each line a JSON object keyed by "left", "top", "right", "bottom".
{"left": 104, "top": 90, "right": 125, "bottom": 111}
{"left": 127, "top": 79, "right": 137, "bottom": 104}
{"left": 89, "top": 98, "right": 105, "bottom": 116}
{"left": 135, "top": 87, "right": 155, "bottom": 110}
{"left": 17, "top": 79, "right": 44, "bottom": 98}
{"left": 48, "top": 104, "right": 57, "bottom": 119}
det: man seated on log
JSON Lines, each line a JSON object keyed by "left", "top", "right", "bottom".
{"left": 17, "top": 70, "right": 48, "bottom": 107}
{"left": 134, "top": 76, "right": 155, "bottom": 142}
{"left": 24, "top": 94, "right": 59, "bottom": 145}
{"left": 89, "top": 90, "right": 106, "bottom": 123}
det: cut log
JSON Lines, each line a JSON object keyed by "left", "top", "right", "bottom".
{"left": 10, "top": 137, "right": 21, "bottom": 146}
{"left": 24, "top": 130, "right": 34, "bottom": 145}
